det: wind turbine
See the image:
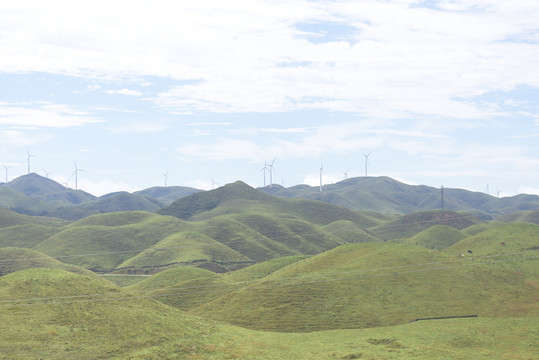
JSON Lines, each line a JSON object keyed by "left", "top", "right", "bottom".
{"left": 260, "top": 160, "right": 268, "bottom": 187}
{"left": 163, "top": 171, "right": 169, "bottom": 188}
{"left": 72, "top": 161, "right": 85, "bottom": 190}
{"left": 268, "top": 158, "right": 276, "bottom": 187}
{"left": 2, "top": 164, "right": 11, "bottom": 183}
{"left": 319, "top": 163, "right": 324, "bottom": 192}
{"left": 43, "top": 169, "right": 53, "bottom": 178}
{"left": 26, "top": 148, "right": 36, "bottom": 174}
{"left": 343, "top": 169, "right": 349, "bottom": 180}
{"left": 363, "top": 152, "right": 371, "bottom": 177}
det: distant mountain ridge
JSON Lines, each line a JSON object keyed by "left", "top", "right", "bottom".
{"left": 1, "top": 174, "right": 539, "bottom": 220}
{"left": 0, "top": 174, "right": 202, "bottom": 219}
{"left": 259, "top": 176, "right": 539, "bottom": 218}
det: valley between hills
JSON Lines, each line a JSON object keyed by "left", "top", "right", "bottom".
{"left": 0, "top": 174, "right": 537, "bottom": 359}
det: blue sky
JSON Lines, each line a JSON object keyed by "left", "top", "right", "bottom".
{"left": 1, "top": 0, "right": 539, "bottom": 196}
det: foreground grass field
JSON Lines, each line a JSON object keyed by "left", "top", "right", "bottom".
{"left": 0, "top": 269, "right": 537, "bottom": 359}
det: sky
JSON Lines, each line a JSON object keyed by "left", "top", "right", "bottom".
{"left": 1, "top": 0, "right": 539, "bottom": 197}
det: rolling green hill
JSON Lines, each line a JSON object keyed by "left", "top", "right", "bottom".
{"left": 260, "top": 176, "right": 539, "bottom": 217}
{"left": 33, "top": 212, "right": 191, "bottom": 272}
{"left": 134, "top": 185, "right": 202, "bottom": 204}
{"left": 158, "top": 181, "right": 378, "bottom": 227}
{"left": 189, "top": 242, "right": 538, "bottom": 332}
{"left": 444, "top": 222, "right": 539, "bottom": 275}
{"left": 369, "top": 210, "right": 483, "bottom": 241}
{"left": 0, "top": 247, "right": 101, "bottom": 279}
{"left": 495, "top": 209, "right": 539, "bottom": 225}
{"left": 1, "top": 268, "right": 536, "bottom": 359}
{"left": 396, "top": 225, "right": 467, "bottom": 250}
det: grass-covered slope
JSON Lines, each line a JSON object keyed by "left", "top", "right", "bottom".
{"left": 159, "top": 180, "right": 377, "bottom": 227}
{"left": 0, "top": 247, "right": 101, "bottom": 279}
{"left": 116, "top": 231, "right": 253, "bottom": 273}
{"left": 495, "top": 209, "right": 539, "bottom": 225}
{"left": 396, "top": 225, "right": 467, "bottom": 250}
{"left": 33, "top": 212, "right": 191, "bottom": 272}
{"left": 0, "top": 269, "right": 536, "bottom": 359}
{"left": 190, "top": 242, "right": 538, "bottom": 332}
{"left": 445, "top": 223, "right": 539, "bottom": 275}
{"left": 261, "top": 176, "right": 539, "bottom": 217}
{"left": 370, "top": 210, "right": 482, "bottom": 241}
{"left": 134, "top": 185, "right": 202, "bottom": 205}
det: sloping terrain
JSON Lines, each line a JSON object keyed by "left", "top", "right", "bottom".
{"left": 369, "top": 210, "right": 482, "bottom": 241}
{"left": 444, "top": 222, "right": 539, "bottom": 275}
{"left": 0, "top": 269, "right": 536, "bottom": 359}
{"left": 260, "top": 176, "right": 539, "bottom": 217}
{"left": 189, "top": 242, "right": 538, "bottom": 332}
{"left": 396, "top": 225, "right": 467, "bottom": 250}
{"left": 33, "top": 212, "right": 191, "bottom": 272}
{"left": 134, "top": 185, "right": 202, "bottom": 205}
{"left": 0, "top": 247, "right": 101, "bottom": 279}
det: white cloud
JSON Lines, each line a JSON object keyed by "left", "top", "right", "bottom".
{"left": 0, "top": 101, "right": 101, "bottom": 128}
{"left": 104, "top": 88, "right": 143, "bottom": 96}
{"left": 1, "top": 1, "right": 538, "bottom": 120}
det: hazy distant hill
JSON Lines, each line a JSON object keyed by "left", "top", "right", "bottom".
{"left": 159, "top": 180, "right": 377, "bottom": 227}
{"left": 134, "top": 186, "right": 202, "bottom": 205}
{"left": 4, "top": 173, "right": 96, "bottom": 205}
{"left": 0, "top": 174, "right": 195, "bottom": 219}
{"left": 259, "top": 176, "right": 539, "bottom": 217}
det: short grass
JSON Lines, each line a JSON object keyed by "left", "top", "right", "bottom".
{"left": 0, "top": 268, "right": 537, "bottom": 359}
{"left": 445, "top": 222, "right": 539, "bottom": 276}
{"left": 190, "top": 242, "right": 538, "bottom": 332}
{"left": 395, "top": 225, "right": 467, "bottom": 250}
{"left": 0, "top": 247, "right": 102, "bottom": 279}
{"left": 33, "top": 213, "right": 191, "bottom": 272}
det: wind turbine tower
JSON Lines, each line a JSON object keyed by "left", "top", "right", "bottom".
{"left": 319, "top": 163, "right": 324, "bottom": 192}
{"left": 2, "top": 164, "right": 11, "bottom": 183}
{"left": 363, "top": 152, "right": 371, "bottom": 177}
{"left": 43, "top": 169, "right": 53, "bottom": 178}
{"left": 73, "top": 161, "right": 85, "bottom": 190}
{"left": 268, "top": 158, "right": 276, "bottom": 187}
{"left": 26, "top": 148, "right": 36, "bottom": 174}
{"left": 260, "top": 160, "right": 268, "bottom": 187}
{"left": 163, "top": 171, "right": 169, "bottom": 188}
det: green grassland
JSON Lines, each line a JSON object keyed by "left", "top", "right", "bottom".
{"left": 369, "top": 210, "right": 483, "bottom": 241}
{"left": 0, "top": 247, "right": 102, "bottom": 279}
{"left": 159, "top": 242, "right": 538, "bottom": 333}
{"left": 33, "top": 212, "right": 191, "bottom": 272}
{"left": 0, "top": 268, "right": 536, "bottom": 359}
{"left": 445, "top": 222, "right": 539, "bottom": 275}
{"left": 394, "top": 224, "right": 467, "bottom": 250}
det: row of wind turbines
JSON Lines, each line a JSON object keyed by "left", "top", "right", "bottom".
{"left": 1, "top": 149, "right": 85, "bottom": 190}
{"left": 260, "top": 152, "right": 372, "bottom": 192}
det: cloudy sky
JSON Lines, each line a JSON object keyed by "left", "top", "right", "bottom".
{"left": 1, "top": 0, "right": 538, "bottom": 196}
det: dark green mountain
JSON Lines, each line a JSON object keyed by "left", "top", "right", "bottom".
{"left": 259, "top": 176, "right": 539, "bottom": 217}
{"left": 134, "top": 186, "right": 202, "bottom": 205}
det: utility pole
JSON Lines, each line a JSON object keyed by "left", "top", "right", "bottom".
{"left": 441, "top": 185, "right": 444, "bottom": 209}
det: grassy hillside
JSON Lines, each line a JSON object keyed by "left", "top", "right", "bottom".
{"left": 134, "top": 185, "right": 202, "bottom": 204}
{"left": 0, "top": 269, "right": 537, "bottom": 359}
{"left": 445, "top": 223, "right": 539, "bottom": 275}
{"left": 190, "top": 242, "right": 538, "bottom": 332}
{"left": 33, "top": 212, "right": 191, "bottom": 272}
{"left": 159, "top": 181, "right": 377, "bottom": 227}
{"left": 0, "top": 247, "right": 101, "bottom": 279}
{"left": 370, "top": 210, "right": 482, "bottom": 241}
{"left": 495, "top": 209, "right": 539, "bottom": 225}
{"left": 116, "top": 231, "right": 253, "bottom": 273}
{"left": 261, "top": 176, "right": 539, "bottom": 217}
{"left": 396, "top": 225, "right": 467, "bottom": 250}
